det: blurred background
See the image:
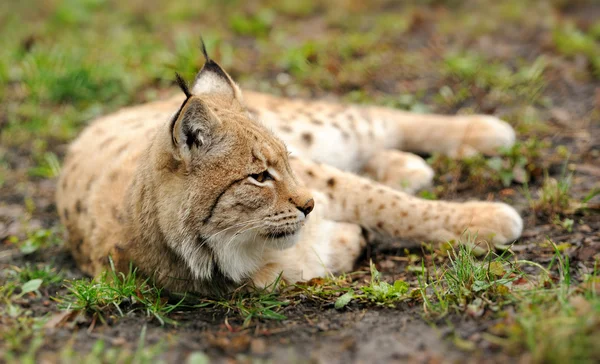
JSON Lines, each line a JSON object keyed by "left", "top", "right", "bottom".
{"left": 1, "top": 0, "right": 598, "bottom": 146}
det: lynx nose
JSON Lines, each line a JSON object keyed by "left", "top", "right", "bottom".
{"left": 297, "top": 198, "right": 314, "bottom": 217}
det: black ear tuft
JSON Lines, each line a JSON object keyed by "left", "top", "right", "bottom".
{"left": 200, "top": 37, "right": 210, "bottom": 62}
{"left": 175, "top": 73, "right": 192, "bottom": 99}
{"left": 192, "top": 37, "right": 242, "bottom": 99}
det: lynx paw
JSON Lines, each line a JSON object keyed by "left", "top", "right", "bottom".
{"left": 450, "top": 116, "right": 516, "bottom": 157}
{"left": 457, "top": 202, "right": 523, "bottom": 247}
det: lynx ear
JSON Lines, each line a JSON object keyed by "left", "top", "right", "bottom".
{"left": 170, "top": 94, "right": 220, "bottom": 165}
{"left": 191, "top": 40, "right": 243, "bottom": 100}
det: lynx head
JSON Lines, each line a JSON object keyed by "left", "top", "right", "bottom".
{"left": 146, "top": 42, "right": 314, "bottom": 283}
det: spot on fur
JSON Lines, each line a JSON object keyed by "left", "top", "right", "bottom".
{"left": 86, "top": 178, "right": 95, "bottom": 191}
{"left": 99, "top": 137, "right": 116, "bottom": 148}
{"left": 112, "top": 206, "right": 124, "bottom": 223}
{"left": 75, "top": 200, "right": 83, "bottom": 214}
{"left": 75, "top": 238, "right": 83, "bottom": 252}
{"left": 115, "top": 144, "right": 128, "bottom": 155}
{"left": 301, "top": 132, "right": 313, "bottom": 146}
{"left": 68, "top": 162, "right": 79, "bottom": 174}
{"left": 326, "top": 178, "right": 336, "bottom": 188}
{"left": 108, "top": 170, "right": 119, "bottom": 180}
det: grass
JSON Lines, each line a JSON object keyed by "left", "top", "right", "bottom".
{"left": 493, "top": 244, "right": 600, "bottom": 363}
{"left": 417, "top": 237, "right": 521, "bottom": 317}
{"left": 56, "top": 326, "right": 168, "bottom": 364}
{"left": 416, "top": 237, "right": 600, "bottom": 362}
{"left": 4, "top": 324, "right": 169, "bottom": 364}
{"left": 553, "top": 22, "right": 600, "bottom": 79}
{"left": 56, "top": 260, "right": 184, "bottom": 326}
{"left": 440, "top": 52, "right": 547, "bottom": 107}
{"left": 193, "top": 274, "right": 289, "bottom": 328}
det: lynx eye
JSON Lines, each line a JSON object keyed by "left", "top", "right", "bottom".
{"left": 250, "top": 171, "right": 273, "bottom": 183}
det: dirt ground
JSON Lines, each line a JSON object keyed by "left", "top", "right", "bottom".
{"left": 1, "top": 0, "right": 599, "bottom": 363}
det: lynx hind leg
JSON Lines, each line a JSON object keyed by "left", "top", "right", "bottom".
{"left": 363, "top": 150, "right": 434, "bottom": 194}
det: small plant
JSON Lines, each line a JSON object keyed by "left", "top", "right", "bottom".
{"left": 487, "top": 138, "right": 546, "bottom": 187}
{"left": 0, "top": 264, "right": 63, "bottom": 300}
{"left": 418, "top": 189, "right": 438, "bottom": 200}
{"left": 16, "top": 263, "right": 64, "bottom": 287}
{"left": 13, "top": 228, "right": 62, "bottom": 255}
{"left": 334, "top": 262, "right": 410, "bottom": 309}
{"left": 28, "top": 152, "right": 61, "bottom": 179}
{"left": 428, "top": 137, "right": 547, "bottom": 195}
{"left": 552, "top": 216, "right": 574, "bottom": 232}
{"left": 528, "top": 171, "right": 573, "bottom": 217}
{"left": 553, "top": 23, "right": 600, "bottom": 78}
{"left": 0, "top": 307, "right": 47, "bottom": 361}
{"left": 229, "top": 9, "right": 274, "bottom": 37}
{"left": 361, "top": 261, "right": 409, "bottom": 304}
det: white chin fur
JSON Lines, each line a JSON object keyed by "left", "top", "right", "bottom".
{"left": 266, "top": 231, "right": 301, "bottom": 250}
{"left": 205, "top": 227, "right": 301, "bottom": 283}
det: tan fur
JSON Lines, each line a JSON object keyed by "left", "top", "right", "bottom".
{"left": 56, "top": 54, "right": 522, "bottom": 295}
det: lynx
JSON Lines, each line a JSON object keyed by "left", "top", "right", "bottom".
{"left": 56, "top": 45, "right": 522, "bottom": 295}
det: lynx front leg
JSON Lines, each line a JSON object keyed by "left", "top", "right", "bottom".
{"left": 251, "top": 217, "right": 365, "bottom": 286}
{"left": 292, "top": 158, "right": 523, "bottom": 246}
{"left": 362, "top": 150, "right": 434, "bottom": 193}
